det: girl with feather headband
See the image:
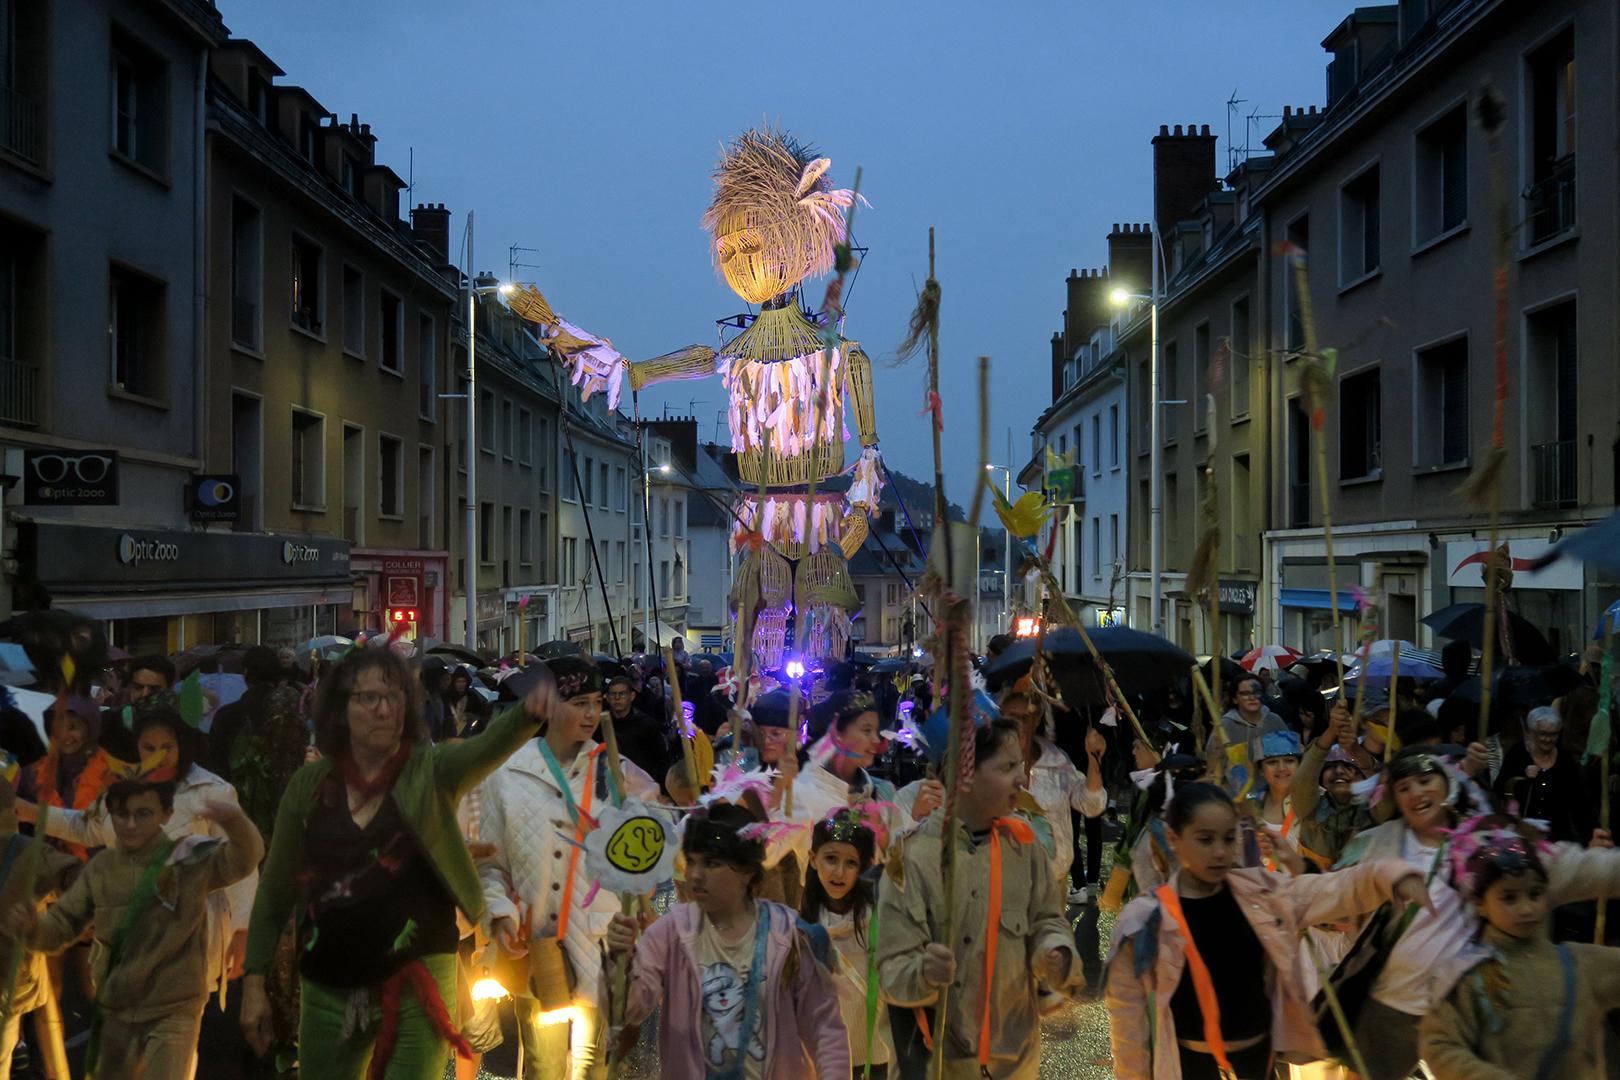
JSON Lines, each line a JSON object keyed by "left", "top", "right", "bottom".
{"left": 1330, "top": 746, "right": 1620, "bottom": 1080}
{"left": 1418, "top": 815, "right": 1620, "bottom": 1079}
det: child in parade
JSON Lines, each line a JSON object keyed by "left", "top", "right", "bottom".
{"left": 0, "top": 783, "right": 79, "bottom": 1075}
{"left": 1105, "top": 783, "right": 1430, "bottom": 1080}
{"left": 999, "top": 683, "right": 1108, "bottom": 901}
{"left": 875, "top": 718, "right": 1082, "bottom": 1078}
{"left": 607, "top": 800, "right": 849, "bottom": 1079}
{"left": 794, "top": 690, "right": 902, "bottom": 852}
{"left": 6, "top": 778, "right": 263, "bottom": 1080}
{"left": 1241, "top": 730, "right": 1303, "bottom": 872}
{"left": 1289, "top": 704, "right": 1373, "bottom": 870}
{"left": 14, "top": 696, "right": 117, "bottom": 861}
{"left": 477, "top": 655, "right": 660, "bottom": 1080}
{"left": 1334, "top": 745, "right": 1620, "bottom": 1080}
{"left": 1419, "top": 816, "right": 1620, "bottom": 1079}
{"left": 799, "top": 808, "right": 892, "bottom": 1078}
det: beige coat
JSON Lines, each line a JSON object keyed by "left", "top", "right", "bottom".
{"left": 1104, "top": 861, "right": 1412, "bottom": 1080}
{"left": 875, "top": 811, "right": 1080, "bottom": 1078}
{"left": 1419, "top": 926, "right": 1620, "bottom": 1079}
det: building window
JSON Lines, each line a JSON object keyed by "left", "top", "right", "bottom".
{"left": 109, "top": 265, "right": 164, "bottom": 399}
{"left": 1136, "top": 358, "right": 1151, "bottom": 439}
{"left": 378, "top": 434, "right": 403, "bottom": 518}
{"left": 582, "top": 455, "right": 594, "bottom": 503}
{"left": 659, "top": 496, "right": 669, "bottom": 538}
{"left": 1339, "top": 164, "right": 1381, "bottom": 283}
{"left": 417, "top": 446, "right": 435, "bottom": 549}
{"left": 340, "top": 265, "right": 363, "bottom": 356}
{"left": 110, "top": 33, "right": 165, "bottom": 174}
{"left": 230, "top": 198, "right": 262, "bottom": 349}
{"left": 342, "top": 425, "right": 363, "bottom": 543}
{"left": 379, "top": 290, "right": 403, "bottom": 373}
{"left": 298, "top": 112, "right": 317, "bottom": 163}
{"left": 518, "top": 408, "right": 532, "bottom": 465}
{"left": 1193, "top": 322, "right": 1210, "bottom": 432}
{"left": 1284, "top": 215, "right": 1309, "bottom": 352}
{"left": 562, "top": 448, "right": 577, "bottom": 502}
{"left": 1091, "top": 516, "right": 1101, "bottom": 579}
{"left": 1230, "top": 296, "right": 1251, "bottom": 416}
{"left": 538, "top": 420, "right": 551, "bottom": 491}
{"left": 290, "top": 409, "right": 325, "bottom": 509}
{"left": 599, "top": 462, "right": 609, "bottom": 509}
{"left": 1163, "top": 473, "right": 1179, "bottom": 568}
{"left": 1091, "top": 415, "right": 1102, "bottom": 476}
{"left": 1231, "top": 454, "right": 1252, "bottom": 569}
{"left": 479, "top": 502, "right": 495, "bottom": 564}
{"left": 660, "top": 561, "right": 670, "bottom": 599}
{"left": 291, "top": 236, "right": 324, "bottom": 335}
{"left": 674, "top": 559, "right": 685, "bottom": 598}
{"left": 614, "top": 541, "right": 626, "bottom": 583}
{"left": 615, "top": 466, "right": 627, "bottom": 511}
{"left": 537, "top": 511, "right": 549, "bottom": 578}
{"left": 1109, "top": 513, "right": 1119, "bottom": 579}
{"left": 1526, "top": 28, "right": 1576, "bottom": 245}
{"left": 479, "top": 389, "right": 495, "bottom": 453}
{"left": 1415, "top": 105, "right": 1467, "bottom": 242}
{"left": 417, "top": 315, "right": 436, "bottom": 419}
{"left": 501, "top": 400, "right": 514, "bottom": 459}
{"left": 1415, "top": 337, "right": 1469, "bottom": 468}
{"left": 1525, "top": 300, "right": 1578, "bottom": 508}
{"left": 563, "top": 537, "right": 578, "bottom": 583}
{"left": 1162, "top": 341, "right": 1179, "bottom": 445}
{"left": 674, "top": 497, "right": 686, "bottom": 538}
{"left": 502, "top": 506, "right": 513, "bottom": 582}
{"left": 1339, "top": 368, "right": 1382, "bottom": 481}
{"left": 1109, "top": 404, "right": 1120, "bottom": 468}
{"left": 519, "top": 508, "right": 533, "bottom": 565}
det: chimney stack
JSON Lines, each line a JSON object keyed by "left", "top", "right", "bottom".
{"left": 1107, "top": 223, "right": 1153, "bottom": 298}
{"left": 1151, "top": 122, "right": 1218, "bottom": 245}
{"left": 410, "top": 202, "right": 451, "bottom": 264}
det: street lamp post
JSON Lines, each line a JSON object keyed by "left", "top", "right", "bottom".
{"left": 1111, "top": 223, "right": 1165, "bottom": 635}
{"left": 460, "top": 213, "right": 514, "bottom": 650}
{"left": 640, "top": 460, "right": 670, "bottom": 654}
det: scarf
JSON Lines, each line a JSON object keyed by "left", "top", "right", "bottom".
{"left": 335, "top": 743, "right": 411, "bottom": 804}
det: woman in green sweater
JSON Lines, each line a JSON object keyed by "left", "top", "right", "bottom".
{"left": 240, "top": 647, "right": 561, "bottom": 1079}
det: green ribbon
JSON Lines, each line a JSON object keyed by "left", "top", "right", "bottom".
{"left": 862, "top": 901, "right": 880, "bottom": 1079}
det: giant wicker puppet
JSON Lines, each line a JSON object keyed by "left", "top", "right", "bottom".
{"left": 555, "top": 129, "right": 882, "bottom": 675}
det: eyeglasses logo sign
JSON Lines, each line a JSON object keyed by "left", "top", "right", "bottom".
{"left": 188, "top": 474, "right": 241, "bottom": 522}
{"left": 23, "top": 450, "right": 119, "bottom": 506}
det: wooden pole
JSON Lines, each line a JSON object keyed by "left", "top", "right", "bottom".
{"left": 599, "top": 708, "right": 637, "bottom": 1078}
{"left": 665, "top": 645, "right": 699, "bottom": 795}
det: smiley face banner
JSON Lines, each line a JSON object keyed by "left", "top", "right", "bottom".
{"left": 584, "top": 800, "right": 678, "bottom": 894}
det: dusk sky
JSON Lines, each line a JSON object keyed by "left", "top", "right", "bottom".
{"left": 220, "top": 0, "right": 1350, "bottom": 509}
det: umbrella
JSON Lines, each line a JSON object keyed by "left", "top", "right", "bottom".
{"left": 7, "top": 687, "right": 53, "bottom": 747}
{"left": 985, "top": 627, "right": 1195, "bottom": 708}
{"left": 298, "top": 635, "right": 354, "bottom": 658}
{"left": 1446, "top": 663, "right": 1584, "bottom": 709}
{"left": 849, "top": 652, "right": 882, "bottom": 668}
{"left": 870, "top": 658, "right": 911, "bottom": 675}
{"left": 0, "top": 643, "right": 35, "bottom": 687}
{"left": 196, "top": 672, "right": 247, "bottom": 732}
{"left": 494, "top": 663, "right": 556, "bottom": 702}
{"left": 1422, "top": 602, "right": 1557, "bottom": 665}
{"left": 1345, "top": 652, "right": 1447, "bottom": 685}
{"left": 1530, "top": 509, "right": 1620, "bottom": 577}
{"left": 535, "top": 640, "right": 584, "bottom": 661}
{"left": 1196, "top": 654, "right": 1246, "bottom": 688}
{"left": 1594, "top": 599, "right": 1620, "bottom": 641}
{"left": 1239, "top": 645, "right": 1303, "bottom": 674}
{"left": 424, "top": 642, "right": 488, "bottom": 667}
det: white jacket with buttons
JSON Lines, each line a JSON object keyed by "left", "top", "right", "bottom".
{"left": 475, "top": 738, "right": 659, "bottom": 1010}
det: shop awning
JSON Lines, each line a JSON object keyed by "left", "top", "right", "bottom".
{"left": 1278, "top": 588, "right": 1359, "bottom": 613}
{"left": 51, "top": 585, "right": 353, "bottom": 621}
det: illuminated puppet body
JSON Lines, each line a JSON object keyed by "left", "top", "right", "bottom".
{"left": 566, "top": 130, "right": 882, "bottom": 670}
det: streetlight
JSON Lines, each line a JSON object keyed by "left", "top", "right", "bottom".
{"left": 985, "top": 463, "right": 1014, "bottom": 638}
{"left": 1110, "top": 222, "right": 1164, "bottom": 635}
{"left": 460, "top": 229, "right": 515, "bottom": 650}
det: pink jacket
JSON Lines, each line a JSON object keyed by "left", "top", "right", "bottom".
{"left": 624, "top": 900, "right": 850, "bottom": 1080}
{"left": 1104, "top": 860, "right": 1413, "bottom": 1079}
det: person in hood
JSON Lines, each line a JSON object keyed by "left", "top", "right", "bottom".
{"left": 16, "top": 695, "right": 116, "bottom": 861}
{"left": 1206, "top": 676, "right": 1289, "bottom": 799}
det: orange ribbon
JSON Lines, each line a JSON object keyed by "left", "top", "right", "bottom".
{"left": 555, "top": 744, "right": 607, "bottom": 941}
{"left": 978, "top": 817, "right": 1035, "bottom": 1067}
{"left": 1155, "top": 883, "right": 1234, "bottom": 1076}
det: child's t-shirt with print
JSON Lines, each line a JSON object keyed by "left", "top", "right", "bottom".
{"left": 698, "top": 914, "right": 767, "bottom": 1080}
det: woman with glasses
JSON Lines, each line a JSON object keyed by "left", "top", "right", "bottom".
{"left": 239, "top": 647, "right": 563, "bottom": 1079}
{"left": 1493, "top": 705, "right": 1593, "bottom": 844}
{"left": 1208, "top": 676, "right": 1290, "bottom": 799}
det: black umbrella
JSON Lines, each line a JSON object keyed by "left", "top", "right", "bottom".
{"left": 1421, "top": 602, "right": 1556, "bottom": 665}
{"left": 425, "top": 642, "right": 489, "bottom": 667}
{"left": 985, "top": 627, "right": 1195, "bottom": 708}
{"left": 870, "top": 657, "right": 911, "bottom": 675}
{"left": 1446, "top": 662, "right": 1584, "bottom": 709}
{"left": 535, "top": 640, "right": 585, "bottom": 661}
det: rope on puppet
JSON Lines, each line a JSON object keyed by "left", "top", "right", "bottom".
{"left": 561, "top": 422, "right": 625, "bottom": 659}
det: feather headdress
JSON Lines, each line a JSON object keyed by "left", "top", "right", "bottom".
{"left": 703, "top": 128, "right": 866, "bottom": 304}
{"left": 1444, "top": 813, "right": 1555, "bottom": 899}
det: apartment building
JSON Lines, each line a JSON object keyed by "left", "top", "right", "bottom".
{"left": 1257, "top": 0, "right": 1617, "bottom": 653}
{"left": 205, "top": 36, "right": 457, "bottom": 646}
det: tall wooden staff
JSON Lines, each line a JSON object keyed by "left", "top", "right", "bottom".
{"left": 601, "top": 706, "right": 639, "bottom": 1077}
{"left": 1470, "top": 86, "right": 1512, "bottom": 745}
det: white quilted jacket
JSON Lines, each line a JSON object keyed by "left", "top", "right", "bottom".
{"left": 475, "top": 739, "right": 659, "bottom": 1010}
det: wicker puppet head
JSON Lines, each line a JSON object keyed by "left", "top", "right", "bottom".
{"left": 702, "top": 128, "right": 859, "bottom": 304}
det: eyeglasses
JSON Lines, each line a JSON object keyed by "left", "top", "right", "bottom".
{"left": 1235, "top": 691, "right": 1260, "bottom": 699}
{"left": 30, "top": 454, "right": 113, "bottom": 484}
{"left": 351, "top": 689, "right": 405, "bottom": 710}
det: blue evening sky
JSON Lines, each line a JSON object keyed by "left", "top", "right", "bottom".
{"left": 219, "top": 0, "right": 1349, "bottom": 509}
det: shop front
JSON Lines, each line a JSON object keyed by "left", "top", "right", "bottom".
{"left": 13, "top": 521, "right": 352, "bottom": 653}
{"left": 349, "top": 550, "right": 451, "bottom": 643}
{"left": 1439, "top": 536, "right": 1587, "bottom": 656}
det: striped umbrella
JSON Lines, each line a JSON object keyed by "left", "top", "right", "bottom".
{"left": 1240, "top": 645, "right": 1303, "bottom": 673}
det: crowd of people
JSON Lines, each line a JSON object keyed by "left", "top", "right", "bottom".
{"left": 0, "top": 607, "right": 1614, "bottom": 1080}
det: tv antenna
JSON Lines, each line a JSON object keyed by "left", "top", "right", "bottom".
{"left": 508, "top": 245, "right": 543, "bottom": 281}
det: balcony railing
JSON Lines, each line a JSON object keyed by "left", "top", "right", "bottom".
{"left": 1530, "top": 439, "right": 1576, "bottom": 508}
{"left": 1525, "top": 156, "right": 1576, "bottom": 246}
{"left": 231, "top": 296, "right": 258, "bottom": 347}
{"left": 0, "top": 86, "right": 41, "bottom": 164}
{"left": 0, "top": 358, "right": 40, "bottom": 427}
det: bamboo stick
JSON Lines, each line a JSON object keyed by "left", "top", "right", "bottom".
{"left": 600, "top": 709, "right": 637, "bottom": 1078}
